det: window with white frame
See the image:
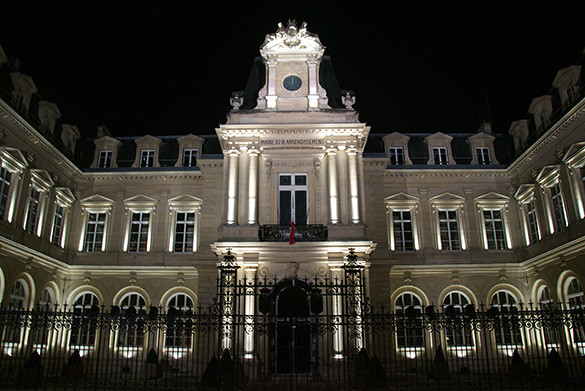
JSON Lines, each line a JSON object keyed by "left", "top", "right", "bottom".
{"left": 118, "top": 293, "right": 147, "bottom": 348}
{"left": 0, "top": 167, "right": 12, "bottom": 220}
{"left": 392, "top": 211, "right": 414, "bottom": 251}
{"left": 70, "top": 292, "right": 100, "bottom": 349}
{"left": 128, "top": 212, "right": 150, "bottom": 253}
{"left": 389, "top": 147, "right": 405, "bottom": 165}
{"left": 25, "top": 189, "right": 41, "bottom": 235}
{"left": 443, "top": 291, "right": 474, "bottom": 348}
{"left": 433, "top": 147, "right": 448, "bottom": 165}
{"left": 525, "top": 200, "right": 540, "bottom": 244}
{"left": 279, "top": 174, "right": 307, "bottom": 226}
{"left": 84, "top": 213, "right": 106, "bottom": 252}
{"left": 123, "top": 195, "right": 158, "bottom": 253}
{"left": 385, "top": 194, "right": 420, "bottom": 251}
{"left": 475, "top": 193, "right": 511, "bottom": 250}
{"left": 439, "top": 210, "right": 460, "bottom": 250}
{"left": 174, "top": 212, "right": 195, "bottom": 252}
{"left": 483, "top": 209, "right": 506, "bottom": 250}
{"left": 550, "top": 182, "right": 567, "bottom": 230}
{"left": 97, "top": 150, "right": 113, "bottom": 168}
{"left": 140, "top": 150, "right": 155, "bottom": 168}
{"left": 165, "top": 293, "right": 194, "bottom": 349}
{"left": 394, "top": 292, "right": 424, "bottom": 349}
{"left": 490, "top": 291, "right": 522, "bottom": 347}
{"left": 51, "top": 204, "right": 64, "bottom": 245}
{"left": 182, "top": 149, "right": 198, "bottom": 167}
{"left": 566, "top": 278, "right": 585, "bottom": 347}
{"left": 476, "top": 147, "right": 491, "bottom": 165}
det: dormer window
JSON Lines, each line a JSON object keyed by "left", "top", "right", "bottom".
{"left": 539, "top": 111, "right": 548, "bottom": 131}
{"left": 140, "top": 150, "right": 155, "bottom": 167}
{"left": 433, "top": 147, "right": 448, "bottom": 165}
{"left": 528, "top": 95, "right": 552, "bottom": 134}
{"left": 98, "top": 151, "right": 112, "bottom": 168}
{"left": 553, "top": 65, "right": 581, "bottom": 108}
{"left": 389, "top": 147, "right": 404, "bottom": 165}
{"left": 182, "top": 149, "right": 198, "bottom": 167}
{"left": 476, "top": 147, "right": 491, "bottom": 165}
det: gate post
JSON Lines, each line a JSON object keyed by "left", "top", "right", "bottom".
{"left": 343, "top": 248, "right": 366, "bottom": 351}
{"left": 217, "top": 250, "right": 240, "bottom": 352}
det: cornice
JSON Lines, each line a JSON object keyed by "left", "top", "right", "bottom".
{"left": 83, "top": 171, "right": 203, "bottom": 182}
{"left": 384, "top": 169, "right": 509, "bottom": 178}
{"left": 508, "top": 100, "right": 585, "bottom": 176}
{"left": 0, "top": 100, "right": 84, "bottom": 181}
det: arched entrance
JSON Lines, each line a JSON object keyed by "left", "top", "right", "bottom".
{"left": 272, "top": 279, "right": 314, "bottom": 374}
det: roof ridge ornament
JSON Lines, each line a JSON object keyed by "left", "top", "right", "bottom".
{"left": 260, "top": 20, "right": 325, "bottom": 58}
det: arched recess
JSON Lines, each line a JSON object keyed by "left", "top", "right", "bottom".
{"left": 67, "top": 285, "right": 104, "bottom": 307}
{"left": 11, "top": 272, "right": 36, "bottom": 310}
{"left": 390, "top": 285, "right": 430, "bottom": 310}
{"left": 557, "top": 270, "right": 585, "bottom": 304}
{"left": 159, "top": 286, "right": 197, "bottom": 309}
{"left": 486, "top": 283, "right": 526, "bottom": 306}
{"left": 438, "top": 284, "right": 478, "bottom": 307}
{"left": 37, "top": 281, "right": 61, "bottom": 308}
{"left": 113, "top": 286, "right": 152, "bottom": 308}
{"left": 531, "top": 279, "right": 555, "bottom": 306}
{"left": 0, "top": 266, "right": 5, "bottom": 303}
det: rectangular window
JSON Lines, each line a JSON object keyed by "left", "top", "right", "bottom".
{"left": 433, "top": 147, "right": 448, "bottom": 165}
{"left": 476, "top": 147, "right": 491, "bottom": 165}
{"left": 567, "top": 86, "right": 576, "bottom": 104}
{"left": 25, "top": 189, "right": 41, "bottom": 234}
{"left": 98, "top": 150, "right": 113, "bottom": 168}
{"left": 84, "top": 212, "right": 106, "bottom": 252}
{"left": 438, "top": 210, "right": 460, "bottom": 250}
{"left": 140, "top": 150, "right": 155, "bottom": 167}
{"left": 484, "top": 209, "right": 506, "bottom": 250}
{"left": 550, "top": 183, "right": 567, "bottom": 230}
{"left": 0, "top": 167, "right": 12, "bottom": 220}
{"left": 389, "top": 147, "right": 405, "bottom": 165}
{"left": 393, "top": 211, "right": 414, "bottom": 251}
{"left": 279, "top": 174, "right": 307, "bottom": 226}
{"left": 526, "top": 200, "right": 539, "bottom": 244}
{"left": 128, "top": 212, "right": 149, "bottom": 252}
{"left": 51, "top": 205, "right": 64, "bottom": 245}
{"left": 182, "top": 149, "right": 198, "bottom": 167}
{"left": 539, "top": 111, "right": 548, "bottom": 130}
{"left": 174, "top": 212, "right": 195, "bottom": 252}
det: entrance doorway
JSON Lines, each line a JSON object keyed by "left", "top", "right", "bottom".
{"left": 274, "top": 279, "right": 313, "bottom": 374}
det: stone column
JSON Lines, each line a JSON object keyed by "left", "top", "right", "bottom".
{"left": 238, "top": 149, "right": 249, "bottom": 225}
{"left": 266, "top": 58, "right": 277, "bottom": 109}
{"left": 247, "top": 148, "right": 260, "bottom": 224}
{"left": 327, "top": 147, "right": 340, "bottom": 224}
{"left": 330, "top": 266, "right": 344, "bottom": 359}
{"left": 347, "top": 147, "right": 360, "bottom": 224}
{"left": 307, "top": 57, "right": 319, "bottom": 109}
{"left": 244, "top": 266, "right": 257, "bottom": 359}
{"left": 226, "top": 148, "right": 240, "bottom": 225}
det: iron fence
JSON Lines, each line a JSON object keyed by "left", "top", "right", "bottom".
{"left": 0, "top": 277, "right": 584, "bottom": 390}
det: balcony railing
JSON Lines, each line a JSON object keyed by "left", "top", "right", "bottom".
{"left": 258, "top": 224, "right": 328, "bottom": 241}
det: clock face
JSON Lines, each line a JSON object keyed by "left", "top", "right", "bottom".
{"left": 283, "top": 75, "right": 302, "bottom": 91}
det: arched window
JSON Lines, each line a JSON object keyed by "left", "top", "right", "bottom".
{"left": 443, "top": 291, "right": 474, "bottom": 347}
{"left": 32, "top": 287, "right": 56, "bottom": 347}
{"left": 490, "top": 290, "right": 522, "bottom": 347}
{"left": 536, "top": 284, "right": 560, "bottom": 347}
{"left": 3, "top": 279, "right": 29, "bottom": 344}
{"left": 394, "top": 292, "right": 424, "bottom": 349}
{"left": 117, "top": 293, "right": 147, "bottom": 348}
{"left": 165, "top": 293, "right": 194, "bottom": 349}
{"left": 9, "top": 279, "right": 28, "bottom": 309}
{"left": 566, "top": 277, "right": 585, "bottom": 346}
{"left": 70, "top": 292, "right": 100, "bottom": 349}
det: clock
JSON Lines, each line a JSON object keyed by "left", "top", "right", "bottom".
{"left": 283, "top": 75, "right": 302, "bottom": 91}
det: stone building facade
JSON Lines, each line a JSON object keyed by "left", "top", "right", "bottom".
{"left": 0, "top": 21, "right": 584, "bottom": 361}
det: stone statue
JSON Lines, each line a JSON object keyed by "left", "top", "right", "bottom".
{"left": 230, "top": 93, "right": 243, "bottom": 110}
{"left": 342, "top": 92, "right": 356, "bottom": 109}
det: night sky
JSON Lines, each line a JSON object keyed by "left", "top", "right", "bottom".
{"left": 1, "top": 2, "right": 584, "bottom": 138}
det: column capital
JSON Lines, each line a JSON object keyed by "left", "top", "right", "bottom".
{"left": 247, "top": 147, "right": 260, "bottom": 157}
{"left": 326, "top": 146, "right": 338, "bottom": 155}
{"left": 227, "top": 148, "right": 241, "bottom": 157}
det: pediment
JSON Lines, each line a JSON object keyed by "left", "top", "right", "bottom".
{"left": 177, "top": 134, "right": 205, "bottom": 145}
{"left": 124, "top": 194, "right": 158, "bottom": 205}
{"left": 30, "top": 169, "right": 54, "bottom": 190}
{"left": 514, "top": 184, "right": 535, "bottom": 201}
{"left": 0, "top": 147, "right": 29, "bottom": 172}
{"left": 94, "top": 135, "right": 122, "bottom": 147}
{"left": 55, "top": 187, "right": 76, "bottom": 206}
{"left": 528, "top": 95, "right": 552, "bottom": 114}
{"left": 466, "top": 132, "right": 495, "bottom": 144}
{"left": 536, "top": 165, "right": 560, "bottom": 185}
{"left": 135, "top": 135, "right": 161, "bottom": 146}
{"left": 553, "top": 65, "right": 581, "bottom": 88}
{"left": 474, "top": 192, "right": 509, "bottom": 202}
{"left": 80, "top": 194, "right": 115, "bottom": 206}
{"left": 563, "top": 142, "right": 585, "bottom": 167}
{"left": 424, "top": 132, "right": 453, "bottom": 143}
{"left": 385, "top": 193, "right": 419, "bottom": 202}
{"left": 383, "top": 132, "right": 410, "bottom": 144}
{"left": 428, "top": 192, "right": 465, "bottom": 203}
{"left": 168, "top": 194, "right": 203, "bottom": 211}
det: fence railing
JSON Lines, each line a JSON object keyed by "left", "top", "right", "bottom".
{"left": 1, "top": 304, "right": 584, "bottom": 390}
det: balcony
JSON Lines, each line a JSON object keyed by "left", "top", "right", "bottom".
{"left": 258, "top": 224, "right": 328, "bottom": 242}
